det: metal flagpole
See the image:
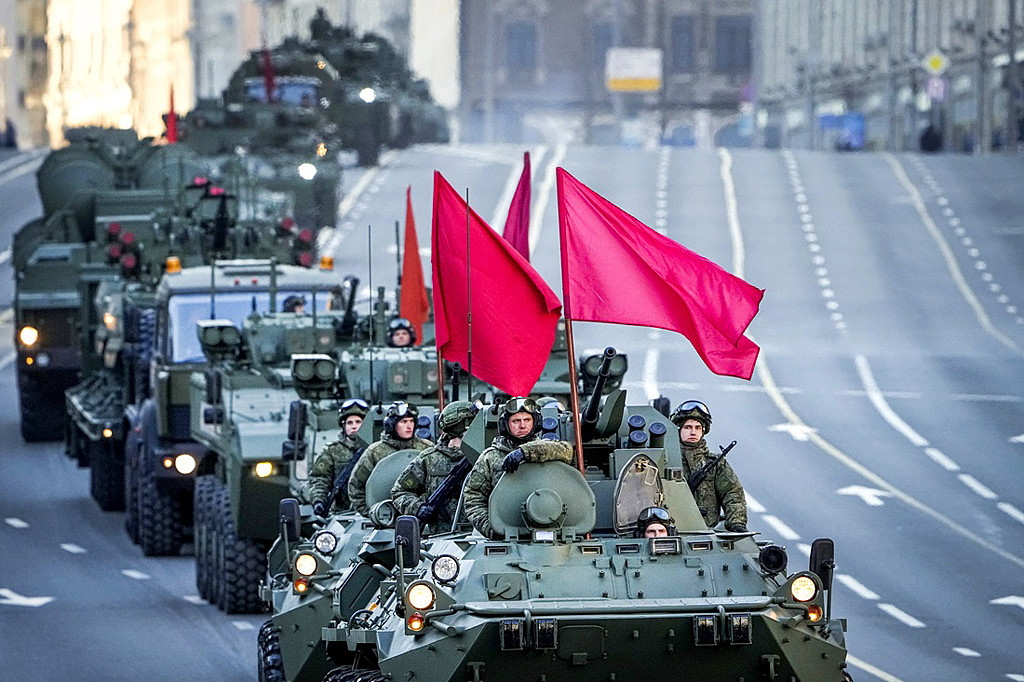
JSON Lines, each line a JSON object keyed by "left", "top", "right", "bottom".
{"left": 555, "top": 170, "right": 586, "bottom": 474}
{"left": 367, "top": 224, "right": 375, "bottom": 403}
{"left": 465, "top": 188, "right": 473, "bottom": 399}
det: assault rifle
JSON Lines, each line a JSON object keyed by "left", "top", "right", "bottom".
{"left": 416, "top": 456, "right": 472, "bottom": 524}
{"left": 323, "top": 445, "right": 366, "bottom": 512}
{"left": 687, "top": 440, "right": 737, "bottom": 491}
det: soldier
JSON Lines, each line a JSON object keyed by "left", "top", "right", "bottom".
{"left": 671, "top": 400, "right": 748, "bottom": 532}
{"left": 391, "top": 401, "right": 478, "bottom": 531}
{"left": 463, "top": 397, "right": 574, "bottom": 539}
{"left": 387, "top": 317, "right": 415, "bottom": 347}
{"left": 635, "top": 507, "right": 675, "bottom": 538}
{"left": 307, "top": 398, "right": 369, "bottom": 516}
{"left": 282, "top": 294, "right": 306, "bottom": 313}
{"left": 347, "top": 401, "right": 432, "bottom": 515}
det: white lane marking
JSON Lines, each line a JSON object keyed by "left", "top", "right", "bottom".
{"left": 1010, "top": 434, "right": 1024, "bottom": 443}
{"left": 121, "top": 569, "right": 151, "bottom": 580}
{"left": 717, "top": 148, "right": 747, "bottom": 277}
{"left": 0, "top": 588, "right": 54, "bottom": 607}
{"left": 846, "top": 655, "right": 907, "bottom": 682}
{"left": 528, "top": 143, "right": 566, "bottom": 256}
{"left": 0, "top": 248, "right": 10, "bottom": 265}
{"left": 836, "top": 574, "right": 880, "bottom": 600}
{"left": 744, "top": 492, "right": 766, "bottom": 514}
{"left": 878, "top": 603, "right": 926, "bottom": 628}
{"left": 0, "top": 352, "right": 20, "bottom": 371}
{"left": 958, "top": 474, "right": 998, "bottom": 499}
{"left": 0, "top": 307, "right": 13, "bottom": 324}
{"left": 232, "top": 621, "right": 256, "bottom": 631}
{"left": 760, "top": 514, "right": 800, "bottom": 540}
{"left": 60, "top": 544, "right": 87, "bottom": 554}
{"left": 855, "top": 355, "right": 929, "bottom": 447}
{"left": 886, "top": 154, "right": 1024, "bottom": 357}
{"left": 0, "top": 159, "right": 42, "bottom": 185}
{"left": 953, "top": 647, "right": 981, "bottom": 657}
{"left": 924, "top": 447, "right": 960, "bottom": 471}
{"left": 489, "top": 145, "right": 546, "bottom": 232}
{"left": 768, "top": 423, "right": 816, "bottom": 441}
{"left": 836, "top": 485, "right": 892, "bottom": 507}
{"left": 998, "top": 502, "right": 1024, "bottom": 525}
{"left": 4, "top": 518, "right": 29, "bottom": 529}
{"left": 642, "top": 347, "right": 659, "bottom": 401}
{"left": 1006, "top": 675, "right": 1024, "bottom": 681}
{"left": 183, "top": 595, "right": 205, "bottom": 605}
{"left": 796, "top": 543, "right": 811, "bottom": 556}
{"left": 991, "top": 595, "right": 1024, "bottom": 610}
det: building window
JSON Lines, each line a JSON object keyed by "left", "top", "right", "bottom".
{"left": 504, "top": 21, "right": 537, "bottom": 72}
{"left": 713, "top": 15, "right": 751, "bottom": 74}
{"left": 670, "top": 15, "right": 695, "bottom": 73}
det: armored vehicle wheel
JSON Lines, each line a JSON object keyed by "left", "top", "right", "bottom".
{"left": 138, "top": 448, "right": 185, "bottom": 556}
{"left": 89, "top": 439, "right": 126, "bottom": 511}
{"left": 19, "top": 381, "right": 63, "bottom": 442}
{"left": 257, "top": 620, "right": 286, "bottom": 682}
{"left": 194, "top": 475, "right": 216, "bottom": 600}
{"left": 214, "top": 482, "right": 266, "bottom": 613}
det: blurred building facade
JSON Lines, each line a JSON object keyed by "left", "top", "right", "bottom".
{"left": 458, "top": 0, "right": 754, "bottom": 147}
{"left": 755, "top": 0, "right": 1024, "bottom": 153}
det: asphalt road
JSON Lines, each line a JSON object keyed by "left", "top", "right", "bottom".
{"left": 3, "top": 143, "right": 1024, "bottom": 681}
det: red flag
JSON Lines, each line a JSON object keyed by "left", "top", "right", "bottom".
{"left": 432, "top": 172, "right": 562, "bottom": 396}
{"left": 262, "top": 49, "right": 276, "bottom": 103}
{"left": 556, "top": 168, "right": 763, "bottom": 380}
{"left": 502, "top": 151, "right": 531, "bottom": 260}
{"left": 166, "top": 86, "right": 177, "bottom": 143}
{"left": 400, "top": 186, "right": 428, "bottom": 344}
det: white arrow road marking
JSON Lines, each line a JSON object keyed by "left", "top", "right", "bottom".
{"left": 760, "top": 515, "right": 800, "bottom": 540}
{"left": 990, "top": 595, "right": 1024, "bottom": 610}
{"left": 836, "top": 574, "right": 880, "bottom": 600}
{"left": 0, "top": 588, "right": 54, "bottom": 607}
{"left": 878, "top": 603, "right": 926, "bottom": 627}
{"left": 60, "top": 544, "right": 87, "bottom": 554}
{"left": 4, "top": 518, "right": 28, "bottom": 529}
{"left": 183, "top": 595, "right": 205, "bottom": 605}
{"left": 121, "top": 570, "right": 150, "bottom": 580}
{"left": 999, "top": 503, "right": 1024, "bottom": 525}
{"left": 1010, "top": 434, "right": 1024, "bottom": 443}
{"left": 953, "top": 648, "right": 980, "bottom": 657}
{"left": 836, "top": 485, "right": 893, "bottom": 506}
{"left": 958, "top": 474, "right": 998, "bottom": 499}
{"left": 232, "top": 621, "right": 256, "bottom": 631}
{"left": 768, "top": 423, "right": 817, "bottom": 441}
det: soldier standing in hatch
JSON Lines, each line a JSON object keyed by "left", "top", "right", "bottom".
{"left": 671, "top": 400, "right": 748, "bottom": 532}
{"left": 391, "top": 401, "right": 478, "bottom": 531}
{"left": 347, "top": 401, "right": 432, "bottom": 515}
{"left": 462, "top": 397, "right": 574, "bottom": 539}
{"left": 307, "top": 398, "right": 368, "bottom": 515}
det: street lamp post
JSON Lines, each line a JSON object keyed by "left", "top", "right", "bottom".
{"left": 1006, "top": 0, "right": 1019, "bottom": 151}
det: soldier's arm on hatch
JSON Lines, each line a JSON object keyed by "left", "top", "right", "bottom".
{"left": 520, "top": 439, "right": 574, "bottom": 465}
{"left": 391, "top": 459, "right": 427, "bottom": 516}
{"left": 306, "top": 448, "right": 337, "bottom": 505}
{"left": 716, "top": 461, "right": 748, "bottom": 528}
{"left": 462, "top": 456, "right": 496, "bottom": 539}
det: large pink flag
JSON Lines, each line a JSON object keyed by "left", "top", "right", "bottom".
{"left": 556, "top": 168, "right": 763, "bottom": 380}
{"left": 502, "top": 151, "right": 531, "bottom": 260}
{"left": 399, "top": 186, "right": 428, "bottom": 344}
{"left": 432, "top": 172, "right": 562, "bottom": 395}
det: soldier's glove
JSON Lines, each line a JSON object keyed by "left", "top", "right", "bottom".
{"left": 502, "top": 448, "right": 526, "bottom": 474}
{"left": 416, "top": 503, "right": 436, "bottom": 522}
{"left": 312, "top": 501, "right": 328, "bottom": 517}
{"left": 725, "top": 523, "right": 748, "bottom": 533}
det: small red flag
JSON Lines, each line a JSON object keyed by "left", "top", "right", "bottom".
{"left": 400, "top": 186, "right": 429, "bottom": 344}
{"left": 166, "top": 86, "right": 177, "bottom": 143}
{"left": 556, "top": 168, "right": 763, "bottom": 380}
{"left": 432, "top": 172, "right": 562, "bottom": 396}
{"left": 262, "top": 49, "right": 276, "bottom": 103}
{"left": 502, "top": 151, "right": 531, "bottom": 260}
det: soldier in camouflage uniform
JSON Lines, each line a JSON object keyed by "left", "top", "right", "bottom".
{"left": 307, "top": 398, "right": 369, "bottom": 516}
{"left": 671, "top": 400, "right": 747, "bottom": 532}
{"left": 347, "top": 401, "right": 432, "bottom": 515}
{"left": 463, "top": 397, "right": 574, "bottom": 539}
{"left": 391, "top": 401, "right": 478, "bottom": 532}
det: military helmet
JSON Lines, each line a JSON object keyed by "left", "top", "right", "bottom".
{"left": 437, "top": 400, "right": 478, "bottom": 437}
{"left": 497, "top": 396, "right": 542, "bottom": 439}
{"left": 282, "top": 294, "right": 306, "bottom": 312}
{"left": 670, "top": 399, "right": 711, "bottom": 435}
{"left": 337, "top": 397, "right": 369, "bottom": 427}
{"left": 635, "top": 506, "right": 676, "bottom": 537}
{"left": 383, "top": 401, "right": 419, "bottom": 436}
{"left": 387, "top": 317, "right": 416, "bottom": 346}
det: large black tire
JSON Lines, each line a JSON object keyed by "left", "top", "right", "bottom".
{"left": 257, "top": 620, "right": 286, "bottom": 682}
{"left": 214, "top": 482, "right": 267, "bottom": 614}
{"left": 138, "top": 444, "right": 185, "bottom": 556}
{"left": 194, "top": 475, "right": 216, "bottom": 600}
{"left": 19, "top": 379, "right": 63, "bottom": 442}
{"left": 89, "top": 439, "right": 125, "bottom": 511}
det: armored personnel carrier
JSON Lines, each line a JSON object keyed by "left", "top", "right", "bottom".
{"left": 280, "top": 350, "right": 852, "bottom": 682}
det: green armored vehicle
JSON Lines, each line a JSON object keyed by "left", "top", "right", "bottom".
{"left": 14, "top": 135, "right": 209, "bottom": 441}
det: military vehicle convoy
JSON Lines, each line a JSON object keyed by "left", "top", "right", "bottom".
{"left": 259, "top": 352, "right": 851, "bottom": 682}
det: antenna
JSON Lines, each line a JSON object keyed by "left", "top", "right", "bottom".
{"left": 367, "top": 224, "right": 375, "bottom": 402}
{"left": 209, "top": 263, "right": 216, "bottom": 319}
{"left": 395, "top": 219, "right": 402, "bottom": 287}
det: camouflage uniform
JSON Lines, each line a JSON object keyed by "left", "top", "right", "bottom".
{"left": 463, "top": 436, "right": 574, "bottom": 539}
{"left": 680, "top": 439, "right": 746, "bottom": 529}
{"left": 306, "top": 436, "right": 360, "bottom": 512}
{"left": 347, "top": 434, "right": 431, "bottom": 515}
{"left": 391, "top": 442, "right": 467, "bottom": 530}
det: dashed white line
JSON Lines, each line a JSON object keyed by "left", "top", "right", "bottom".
{"left": 953, "top": 647, "right": 981, "bottom": 657}
{"left": 745, "top": 492, "right": 766, "bottom": 514}
{"left": 924, "top": 447, "right": 960, "bottom": 472}
{"left": 60, "top": 544, "right": 87, "bottom": 554}
{"left": 760, "top": 514, "right": 800, "bottom": 541}
{"left": 836, "top": 574, "right": 880, "bottom": 600}
{"left": 121, "top": 570, "right": 151, "bottom": 580}
{"left": 958, "top": 474, "right": 998, "bottom": 500}
{"left": 998, "top": 502, "right": 1024, "bottom": 525}
{"left": 4, "top": 518, "right": 29, "bottom": 529}
{"left": 877, "top": 603, "right": 926, "bottom": 628}
{"left": 183, "top": 595, "right": 205, "bottom": 605}
{"left": 642, "top": 346, "right": 660, "bottom": 401}
{"left": 854, "top": 355, "right": 929, "bottom": 447}
{"left": 1006, "top": 674, "right": 1024, "bottom": 681}
{"left": 232, "top": 621, "right": 256, "bottom": 631}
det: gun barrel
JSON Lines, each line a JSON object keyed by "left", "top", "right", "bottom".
{"left": 581, "top": 346, "right": 616, "bottom": 440}
{"left": 450, "top": 361, "right": 462, "bottom": 401}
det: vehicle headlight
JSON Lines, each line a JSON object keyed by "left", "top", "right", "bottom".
{"left": 19, "top": 326, "right": 39, "bottom": 347}
{"left": 312, "top": 530, "right": 338, "bottom": 555}
{"left": 431, "top": 555, "right": 460, "bottom": 583}
{"left": 407, "top": 583, "right": 435, "bottom": 611}
{"left": 174, "top": 454, "right": 197, "bottom": 475}
{"left": 790, "top": 575, "right": 818, "bottom": 602}
{"left": 359, "top": 87, "right": 376, "bottom": 103}
{"left": 294, "top": 552, "right": 318, "bottom": 577}
{"left": 254, "top": 462, "right": 275, "bottom": 478}
{"left": 298, "top": 163, "right": 317, "bottom": 180}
